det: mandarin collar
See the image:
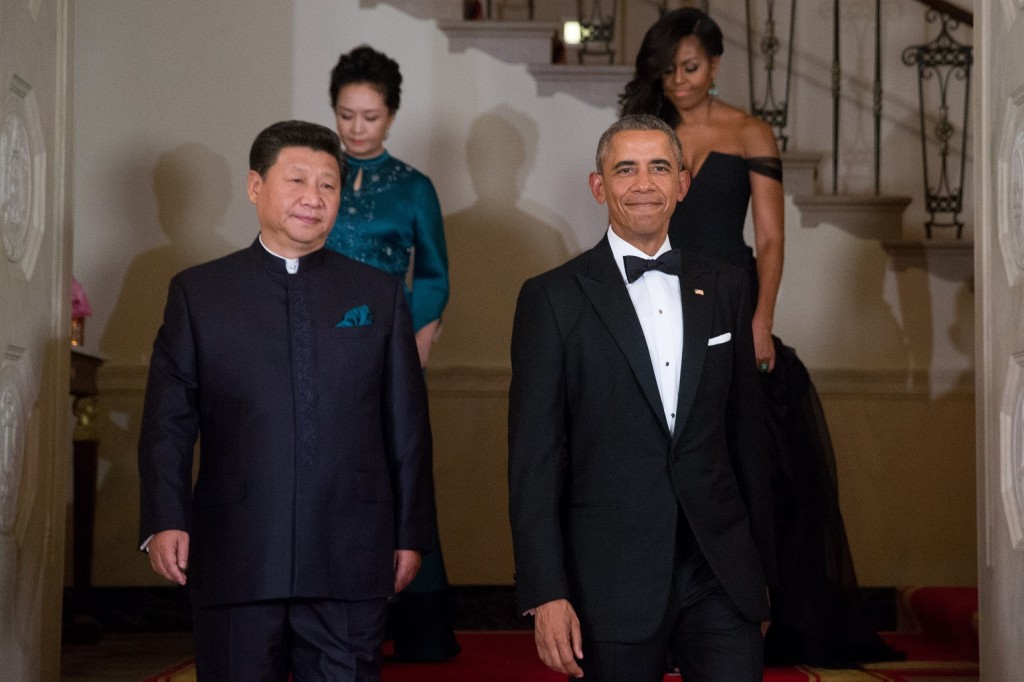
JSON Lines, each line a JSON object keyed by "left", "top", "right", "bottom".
{"left": 345, "top": 150, "right": 391, "bottom": 169}
{"left": 250, "top": 237, "right": 326, "bottom": 274}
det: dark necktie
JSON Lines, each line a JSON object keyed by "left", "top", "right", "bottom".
{"left": 623, "top": 249, "right": 681, "bottom": 283}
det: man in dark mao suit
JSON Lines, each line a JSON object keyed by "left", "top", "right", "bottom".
{"left": 138, "top": 120, "right": 434, "bottom": 682}
{"left": 508, "top": 114, "right": 775, "bottom": 681}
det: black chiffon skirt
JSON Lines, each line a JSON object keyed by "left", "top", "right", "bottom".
{"left": 761, "top": 337, "right": 903, "bottom": 667}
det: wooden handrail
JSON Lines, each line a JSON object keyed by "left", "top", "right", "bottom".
{"left": 914, "top": 0, "right": 972, "bottom": 27}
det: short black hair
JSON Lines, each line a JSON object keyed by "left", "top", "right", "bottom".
{"left": 329, "top": 45, "right": 402, "bottom": 114}
{"left": 248, "top": 120, "right": 347, "bottom": 184}
{"left": 619, "top": 8, "right": 725, "bottom": 129}
{"left": 595, "top": 114, "right": 684, "bottom": 174}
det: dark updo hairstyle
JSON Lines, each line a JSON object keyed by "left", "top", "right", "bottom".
{"left": 619, "top": 8, "right": 724, "bottom": 129}
{"left": 329, "top": 45, "right": 403, "bottom": 114}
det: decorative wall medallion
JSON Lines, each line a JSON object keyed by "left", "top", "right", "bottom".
{"left": 0, "top": 76, "right": 46, "bottom": 281}
{"left": 1000, "top": 353, "right": 1024, "bottom": 550}
{"left": 998, "top": 96, "right": 1024, "bottom": 287}
{"left": 0, "top": 115, "right": 30, "bottom": 262}
{"left": 1012, "top": 132, "right": 1024, "bottom": 260}
{"left": 0, "top": 364, "right": 25, "bottom": 536}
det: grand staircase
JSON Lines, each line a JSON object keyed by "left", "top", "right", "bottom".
{"left": 371, "top": 0, "right": 973, "bottom": 257}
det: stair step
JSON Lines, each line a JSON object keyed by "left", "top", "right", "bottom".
{"left": 793, "top": 193, "right": 912, "bottom": 238}
{"left": 438, "top": 19, "right": 559, "bottom": 65}
{"left": 526, "top": 64, "right": 631, "bottom": 108}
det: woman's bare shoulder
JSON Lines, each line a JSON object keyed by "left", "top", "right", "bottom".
{"left": 710, "top": 99, "right": 748, "bottom": 123}
{"left": 739, "top": 114, "right": 780, "bottom": 157}
{"left": 705, "top": 101, "right": 777, "bottom": 155}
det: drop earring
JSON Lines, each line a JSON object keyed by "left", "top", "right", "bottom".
{"left": 708, "top": 82, "right": 719, "bottom": 98}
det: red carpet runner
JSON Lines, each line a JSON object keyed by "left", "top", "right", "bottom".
{"left": 146, "top": 631, "right": 978, "bottom": 681}
{"left": 146, "top": 588, "right": 980, "bottom": 681}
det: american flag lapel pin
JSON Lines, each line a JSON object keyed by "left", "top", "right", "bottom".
{"left": 694, "top": 288, "right": 704, "bottom": 296}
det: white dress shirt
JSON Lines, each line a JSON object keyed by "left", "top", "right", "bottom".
{"left": 606, "top": 228, "right": 684, "bottom": 434}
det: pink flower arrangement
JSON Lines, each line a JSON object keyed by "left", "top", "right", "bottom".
{"left": 71, "top": 277, "right": 93, "bottom": 318}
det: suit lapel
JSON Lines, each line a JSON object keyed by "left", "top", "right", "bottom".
{"left": 577, "top": 238, "right": 670, "bottom": 436}
{"left": 673, "top": 259, "right": 715, "bottom": 446}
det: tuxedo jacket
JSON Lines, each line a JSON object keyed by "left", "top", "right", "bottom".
{"left": 508, "top": 236, "right": 775, "bottom": 643}
{"left": 138, "top": 239, "right": 434, "bottom": 608}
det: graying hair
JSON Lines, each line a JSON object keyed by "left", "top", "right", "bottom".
{"left": 594, "top": 114, "right": 684, "bottom": 173}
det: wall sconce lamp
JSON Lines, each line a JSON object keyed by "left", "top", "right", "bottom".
{"left": 565, "top": 1, "right": 614, "bottom": 64}
{"left": 563, "top": 20, "right": 582, "bottom": 46}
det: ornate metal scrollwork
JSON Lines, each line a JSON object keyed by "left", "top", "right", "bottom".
{"left": 902, "top": 9, "right": 972, "bottom": 238}
{"left": 746, "top": 0, "right": 796, "bottom": 152}
{"left": 576, "top": 0, "right": 615, "bottom": 64}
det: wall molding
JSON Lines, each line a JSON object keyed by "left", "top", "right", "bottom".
{"left": 811, "top": 367, "right": 974, "bottom": 398}
{"left": 101, "top": 363, "right": 974, "bottom": 398}
{"left": 426, "top": 365, "right": 510, "bottom": 394}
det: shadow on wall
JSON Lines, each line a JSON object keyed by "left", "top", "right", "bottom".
{"left": 889, "top": 249, "right": 974, "bottom": 396}
{"left": 868, "top": 245, "right": 922, "bottom": 384}
{"left": 433, "top": 107, "right": 572, "bottom": 367}
{"left": 805, "top": 234, "right": 909, "bottom": 376}
{"left": 100, "top": 144, "right": 237, "bottom": 365}
{"left": 946, "top": 277, "right": 973, "bottom": 389}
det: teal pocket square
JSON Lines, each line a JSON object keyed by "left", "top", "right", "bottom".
{"left": 337, "top": 304, "right": 372, "bottom": 327}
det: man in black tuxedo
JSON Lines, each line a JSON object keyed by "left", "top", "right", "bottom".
{"left": 138, "top": 120, "right": 434, "bottom": 681}
{"left": 508, "top": 114, "right": 775, "bottom": 681}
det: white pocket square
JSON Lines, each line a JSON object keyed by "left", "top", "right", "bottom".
{"left": 707, "top": 332, "right": 732, "bottom": 346}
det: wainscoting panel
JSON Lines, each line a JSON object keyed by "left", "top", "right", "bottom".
{"left": 92, "top": 363, "right": 975, "bottom": 589}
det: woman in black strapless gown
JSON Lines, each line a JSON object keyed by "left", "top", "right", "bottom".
{"left": 621, "top": 8, "right": 901, "bottom": 669}
{"left": 670, "top": 152, "right": 778, "bottom": 290}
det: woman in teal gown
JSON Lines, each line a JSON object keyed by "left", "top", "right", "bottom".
{"left": 327, "top": 44, "right": 458, "bottom": 662}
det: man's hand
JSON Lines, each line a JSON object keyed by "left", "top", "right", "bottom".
{"left": 534, "top": 599, "right": 584, "bottom": 678}
{"left": 414, "top": 320, "right": 441, "bottom": 368}
{"left": 147, "top": 530, "right": 189, "bottom": 586}
{"left": 394, "top": 549, "right": 422, "bottom": 593}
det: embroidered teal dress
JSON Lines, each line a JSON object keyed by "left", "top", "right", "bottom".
{"left": 326, "top": 151, "right": 449, "bottom": 332}
{"left": 325, "top": 150, "right": 458, "bottom": 661}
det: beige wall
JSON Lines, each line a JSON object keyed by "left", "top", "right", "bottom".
{"left": 819, "top": 378, "right": 976, "bottom": 586}
{"left": 90, "top": 367, "right": 977, "bottom": 588}
{"left": 73, "top": 0, "right": 976, "bottom": 589}
{"left": 437, "top": 369, "right": 979, "bottom": 586}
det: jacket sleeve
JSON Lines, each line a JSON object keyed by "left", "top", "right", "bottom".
{"left": 408, "top": 175, "right": 449, "bottom": 331}
{"left": 137, "top": 276, "right": 199, "bottom": 545}
{"left": 384, "top": 281, "right": 437, "bottom": 551}
{"left": 508, "top": 276, "right": 571, "bottom": 611}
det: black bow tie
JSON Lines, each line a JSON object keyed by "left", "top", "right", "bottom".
{"left": 623, "top": 249, "right": 681, "bottom": 283}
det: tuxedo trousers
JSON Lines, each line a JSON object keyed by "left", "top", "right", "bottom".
{"left": 193, "top": 597, "right": 387, "bottom": 682}
{"left": 577, "top": 510, "right": 764, "bottom": 682}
